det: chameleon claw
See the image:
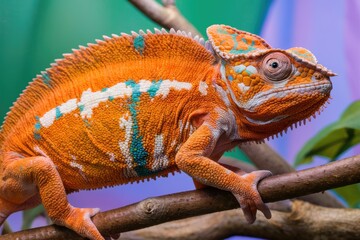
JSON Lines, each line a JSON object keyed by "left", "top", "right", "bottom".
{"left": 59, "top": 207, "right": 104, "bottom": 240}
{"left": 233, "top": 170, "right": 272, "bottom": 223}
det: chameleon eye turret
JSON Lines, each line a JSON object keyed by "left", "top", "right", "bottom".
{"left": 260, "top": 52, "right": 292, "bottom": 82}
{"left": 0, "top": 25, "right": 334, "bottom": 239}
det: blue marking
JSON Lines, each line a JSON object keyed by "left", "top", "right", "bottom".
{"left": 233, "top": 65, "right": 246, "bottom": 73}
{"left": 228, "top": 75, "right": 233, "bottom": 81}
{"left": 78, "top": 104, "right": 84, "bottom": 112}
{"left": 216, "top": 27, "right": 229, "bottom": 34}
{"left": 41, "top": 72, "right": 51, "bottom": 86}
{"left": 101, "top": 87, "right": 108, "bottom": 92}
{"left": 229, "top": 36, "right": 256, "bottom": 55}
{"left": 134, "top": 35, "right": 145, "bottom": 55}
{"left": 34, "top": 116, "right": 42, "bottom": 140}
{"left": 55, "top": 107, "right": 63, "bottom": 120}
{"left": 148, "top": 80, "right": 162, "bottom": 98}
{"left": 34, "top": 133, "right": 41, "bottom": 140}
{"left": 34, "top": 122, "right": 41, "bottom": 131}
{"left": 125, "top": 80, "right": 153, "bottom": 176}
{"left": 83, "top": 119, "right": 91, "bottom": 127}
{"left": 108, "top": 96, "right": 114, "bottom": 101}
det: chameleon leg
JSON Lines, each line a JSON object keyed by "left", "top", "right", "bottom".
{"left": 176, "top": 125, "right": 272, "bottom": 223}
{"left": 0, "top": 156, "right": 104, "bottom": 240}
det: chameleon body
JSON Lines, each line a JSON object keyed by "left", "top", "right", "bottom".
{"left": 0, "top": 25, "right": 334, "bottom": 239}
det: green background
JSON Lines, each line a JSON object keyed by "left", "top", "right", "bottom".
{"left": 0, "top": 0, "right": 271, "bottom": 160}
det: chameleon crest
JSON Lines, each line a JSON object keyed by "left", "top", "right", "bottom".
{"left": 0, "top": 25, "right": 334, "bottom": 239}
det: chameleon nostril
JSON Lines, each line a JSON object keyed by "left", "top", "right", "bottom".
{"left": 313, "top": 72, "right": 324, "bottom": 80}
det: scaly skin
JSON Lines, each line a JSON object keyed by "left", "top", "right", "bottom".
{"left": 0, "top": 25, "right": 335, "bottom": 239}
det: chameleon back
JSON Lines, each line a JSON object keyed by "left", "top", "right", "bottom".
{"left": 0, "top": 30, "right": 219, "bottom": 190}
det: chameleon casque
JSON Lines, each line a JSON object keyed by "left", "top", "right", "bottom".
{"left": 0, "top": 25, "right": 334, "bottom": 239}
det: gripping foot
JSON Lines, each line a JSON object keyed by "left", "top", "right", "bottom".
{"left": 233, "top": 170, "right": 272, "bottom": 223}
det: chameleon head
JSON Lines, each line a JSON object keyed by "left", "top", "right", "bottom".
{"left": 207, "top": 25, "right": 336, "bottom": 140}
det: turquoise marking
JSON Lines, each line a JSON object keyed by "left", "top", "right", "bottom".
{"left": 233, "top": 65, "right": 246, "bottom": 73}
{"left": 215, "top": 27, "right": 257, "bottom": 55}
{"left": 290, "top": 50, "right": 315, "bottom": 63}
{"left": 108, "top": 96, "right": 114, "bottom": 101}
{"left": 78, "top": 104, "right": 84, "bottom": 112}
{"left": 101, "top": 87, "right": 108, "bottom": 92}
{"left": 55, "top": 107, "right": 63, "bottom": 120}
{"left": 217, "top": 27, "right": 229, "bottom": 34}
{"left": 134, "top": 35, "right": 145, "bottom": 55}
{"left": 228, "top": 75, "right": 233, "bottom": 81}
{"left": 34, "top": 116, "right": 41, "bottom": 140}
{"left": 41, "top": 72, "right": 51, "bottom": 86}
{"left": 229, "top": 37, "right": 256, "bottom": 55}
{"left": 125, "top": 80, "right": 151, "bottom": 176}
{"left": 34, "top": 122, "right": 41, "bottom": 131}
{"left": 148, "top": 80, "right": 162, "bottom": 98}
{"left": 245, "top": 65, "right": 257, "bottom": 76}
{"left": 34, "top": 133, "right": 41, "bottom": 140}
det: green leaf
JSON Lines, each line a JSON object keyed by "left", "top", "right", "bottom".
{"left": 21, "top": 204, "right": 47, "bottom": 230}
{"left": 224, "top": 146, "right": 252, "bottom": 164}
{"left": 295, "top": 101, "right": 360, "bottom": 166}
{"left": 333, "top": 183, "right": 360, "bottom": 208}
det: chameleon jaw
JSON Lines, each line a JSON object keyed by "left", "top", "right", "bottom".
{"left": 241, "top": 79, "right": 332, "bottom": 113}
{"left": 263, "top": 97, "right": 331, "bottom": 142}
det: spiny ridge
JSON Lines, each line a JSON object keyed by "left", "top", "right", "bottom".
{"left": 0, "top": 27, "right": 215, "bottom": 146}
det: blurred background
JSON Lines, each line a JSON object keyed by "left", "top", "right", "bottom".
{"left": 0, "top": 0, "right": 359, "bottom": 238}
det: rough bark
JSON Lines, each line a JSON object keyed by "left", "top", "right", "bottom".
{"left": 239, "top": 143, "right": 344, "bottom": 208}
{"left": 121, "top": 200, "right": 360, "bottom": 240}
{"left": 3, "top": 155, "right": 360, "bottom": 240}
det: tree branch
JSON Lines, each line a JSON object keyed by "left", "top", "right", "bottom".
{"left": 121, "top": 200, "right": 360, "bottom": 240}
{"left": 240, "top": 143, "right": 344, "bottom": 208}
{"left": 3, "top": 154, "right": 360, "bottom": 240}
{"left": 128, "top": 0, "right": 201, "bottom": 36}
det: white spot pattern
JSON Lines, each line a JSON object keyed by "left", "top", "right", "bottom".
{"left": 38, "top": 79, "right": 192, "bottom": 129}
{"left": 152, "top": 134, "right": 169, "bottom": 171}
{"left": 238, "top": 83, "right": 250, "bottom": 92}
{"left": 118, "top": 114, "right": 138, "bottom": 178}
{"left": 79, "top": 83, "right": 133, "bottom": 119}
{"left": 156, "top": 80, "right": 192, "bottom": 99}
{"left": 198, "top": 81, "right": 208, "bottom": 96}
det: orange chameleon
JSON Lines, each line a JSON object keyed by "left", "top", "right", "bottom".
{"left": 0, "top": 25, "right": 334, "bottom": 239}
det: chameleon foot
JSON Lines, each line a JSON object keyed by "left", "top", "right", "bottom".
{"left": 233, "top": 170, "right": 272, "bottom": 223}
{"left": 59, "top": 207, "right": 103, "bottom": 240}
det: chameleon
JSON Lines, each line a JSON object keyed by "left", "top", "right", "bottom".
{"left": 0, "top": 25, "right": 334, "bottom": 239}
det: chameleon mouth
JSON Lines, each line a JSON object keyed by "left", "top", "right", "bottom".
{"left": 242, "top": 79, "right": 332, "bottom": 112}
{"left": 242, "top": 79, "right": 332, "bottom": 143}
{"left": 249, "top": 98, "right": 330, "bottom": 145}
{"left": 258, "top": 95, "right": 331, "bottom": 142}
{"left": 264, "top": 79, "right": 332, "bottom": 99}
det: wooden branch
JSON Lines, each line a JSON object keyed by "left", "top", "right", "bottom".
{"left": 240, "top": 143, "right": 344, "bottom": 208}
{"left": 3, "top": 154, "right": 360, "bottom": 240}
{"left": 128, "top": 0, "right": 201, "bottom": 36}
{"left": 121, "top": 200, "right": 360, "bottom": 240}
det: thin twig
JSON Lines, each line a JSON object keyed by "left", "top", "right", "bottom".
{"left": 128, "top": 0, "right": 201, "bottom": 36}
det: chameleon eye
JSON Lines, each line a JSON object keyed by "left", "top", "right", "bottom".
{"left": 262, "top": 52, "right": 292, "bottom": 81}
